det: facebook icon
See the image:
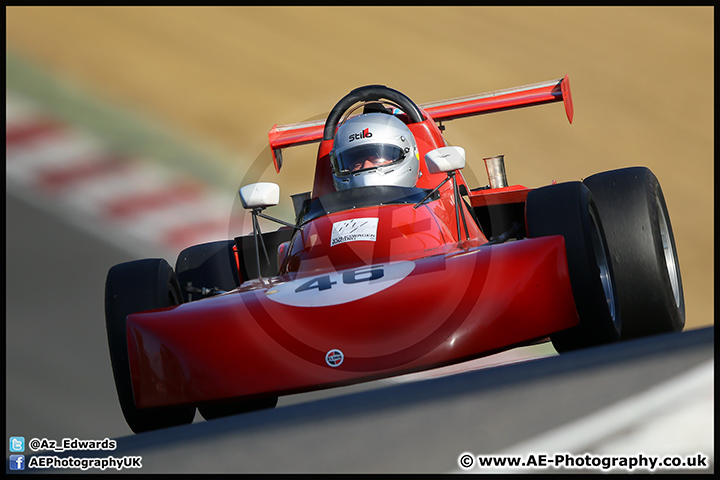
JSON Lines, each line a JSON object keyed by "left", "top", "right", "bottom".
{"left": 9, "top": 455, "right": 25, "bottom": 471}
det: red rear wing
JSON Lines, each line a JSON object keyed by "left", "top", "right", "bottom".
{"left": 268, "top": 75, "right": 573, "bottom": 172}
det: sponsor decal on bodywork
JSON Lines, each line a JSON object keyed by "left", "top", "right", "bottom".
{"left": 325, "top": 349, "right": 344, "bottom": 367}
{"left": 331, "top": 217, "right": 379, "bottom": 246}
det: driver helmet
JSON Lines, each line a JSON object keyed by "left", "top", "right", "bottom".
{"left": 330, "top": 112, "right": 419, "bottom": 191}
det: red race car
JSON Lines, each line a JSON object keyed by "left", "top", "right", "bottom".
{"left": 105, "top": 76, "right": 685, "bottom": 433}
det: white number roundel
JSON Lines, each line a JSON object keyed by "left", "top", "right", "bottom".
{"left": 265, "top": 261, "right": 415, "bottom": 307}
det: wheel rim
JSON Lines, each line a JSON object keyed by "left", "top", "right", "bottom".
{"left": 589, "top": 207, "right": 618, "bottom": 328}
{"left": 657, "top": 196, "right": 682, "bottom": 308}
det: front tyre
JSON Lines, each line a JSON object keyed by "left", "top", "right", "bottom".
{"left": 583, "top": 167, "right": 685, "bottom": 339}
{"left": 105, "top": 258, "right": 196, "bottom": 433}
{"left": 198, "top": 396, "right": 278, "bottom": 421}
{"left": 527, "top": 182, "right": 621, "bottom": 352}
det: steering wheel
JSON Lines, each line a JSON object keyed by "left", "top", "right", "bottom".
{"left": 322, "top": 85, "right": 425, "bottom": 141}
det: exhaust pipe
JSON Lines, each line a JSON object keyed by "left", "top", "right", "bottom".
{"left": 484, "top": 155, "right": 508, "bottom": 189}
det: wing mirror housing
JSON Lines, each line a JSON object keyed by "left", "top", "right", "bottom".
{"left": 238, "top": 182, "right": 297, "bottom": 281}
{"left": 415, "top": 146, "right": 469, "bottom": 241}
{"left": 239, "top": 182, "right": 280, "bottom": 210}
{"left": 425, "top": 146, "right": 466, "bottom": 174}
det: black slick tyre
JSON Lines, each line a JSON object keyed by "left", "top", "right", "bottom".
{"left": 526, "top": 182, "right": 621, "bottom": 352}
{"left": 583, "top": 167, "right": 685, "bottom": 339}
{"left": 105, "top": 258, "right": 196, "bottom": 433}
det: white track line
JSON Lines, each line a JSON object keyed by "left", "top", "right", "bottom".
{"left": 380, "top": 342, "right": 557, "bottom": 385}
{"left": 453, "top": 358, "right": 714, "bottom": 473}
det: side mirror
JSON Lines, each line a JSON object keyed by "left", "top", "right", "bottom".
{"left": 425, "top": 146, "right": 466, "bottom": 174}
{"left": 239, "top": 182, "right": 280, "bottom": 210}
{"left": 416, "top": 146, "right": 469, "bottom": 242}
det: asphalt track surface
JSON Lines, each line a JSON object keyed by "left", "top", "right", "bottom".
{"left": 6, "top": 6, "right": 714, "bottom": 474}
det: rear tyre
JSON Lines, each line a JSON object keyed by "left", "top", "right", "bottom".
{"left": 527, "top": 182, "right": 621, "bottom": 352}
{"left": 583, "top": 167, "right": 685, "bottom": 338}
{"left": 105, "top": 259, "right": 196, "bottom": 433}
{"left": 175, "top": 240, "right": 240, "bottom": 302}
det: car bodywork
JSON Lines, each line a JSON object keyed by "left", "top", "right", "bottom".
{"left": 125, "top": 77, "right": 585, "bottom": 409}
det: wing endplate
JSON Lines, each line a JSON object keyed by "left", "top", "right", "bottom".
{"left": 268, "top": 120, "right": 325, "bottom": 172}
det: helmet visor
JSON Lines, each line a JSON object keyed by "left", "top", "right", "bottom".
{"left": 335, "top": 144, "right": 406, "bottom": 175}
